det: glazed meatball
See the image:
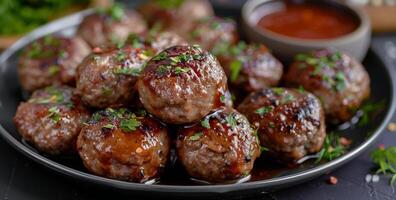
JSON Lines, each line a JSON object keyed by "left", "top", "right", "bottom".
{"left": 238, "top": 88, "right": 326, "bottom": 162}
{"left": 138, "top": 0, "right": 214, "bottom": 34}
{"left": 77, "top": 108, "right": 170, "bottom": 183}
{"left": 284, "top": 49, "right": 370, "bottom": 123}
{"left": 76, "top": 45, "right": 153, "bottom": 108}
{"left": 216, "top": 42, "right": 283, "bottom": 92}
{"left": 177, "top": 107, "right": 260, "bottom": 183}
{"left": 13, "top": 86, "right": 90, "bottom": 155}
{"left": 185, "top": 17, "right": 239, "bottom": 51}
{"left": 77, "top": 4, "right": 147, "bottom": 48}
{"left": 137, "top": 45, "right": 228, "bottom": 124}
{"left": 18, "top": 35, "right": 90, "bottom": 92}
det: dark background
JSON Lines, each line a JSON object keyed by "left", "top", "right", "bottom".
{"left": 1, "top": 1, "right": 396, "bottom": 199}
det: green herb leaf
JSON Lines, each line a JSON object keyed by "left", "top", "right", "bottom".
{"left": 120, "top": 118, "right": 141, "bottom": 132}
{"left": 113, "top": 67, "right": 141, "bottom": 76}
{"left": 153, "top": 52, "right": 168, "bottom": 61}
{"left": 225, "top": 114, "right": 237, "bottom": 128}
{"left": 48, "top": 65, "right": 60, "bottom": 76}
{"left": 156, "top": 65, "right": 172, "bottom": 75}
{"left": 230, "top": 60, "right": 242, "bottom": 82}
{"left": 316, "top": 132, "right": 346, "bottom": 163}
{"left": 260, "top": 146, "right": 269, "bottom": 153}
{"left": 201, "top": 118, "right": 210, "bottom": 129}
{"left": 153, "top": 0, "right": 185, "bottom": 9}
{"left": 255, "top": 106, "right": 273, "bottom": 117}
{"left": 174, "top": 66, "right": 190, "bottom": 75}
{"left": 116, "top": 51, "right": 127, "bottom": 61}
{"left": 273, "top": 88, "right": 285, "bottom": 96}
{"left": 297, "top": 86, "right": 305, "bottom": 93}
{"left": 370, "top": 146, "right": 396, "bottom": 186}
{"left": 102, "top": 124, "right": 115, "bottom": 129}
{"left": 108, "top": 3, "right": 124, "bottom": 21}
{"left": 334, "top": 72, "right": 346, "bottom": 91}
{"left": 47, "top": 106, "right": 61, "bottom": 123}
{"left": 358, "top": 100, "right": 386, "bottom": 127}
{"left": 281, "top": 94, "right": 295, "bottom": 104}
{"left": 189, "top": 132, "right": 203, "bottom": 141}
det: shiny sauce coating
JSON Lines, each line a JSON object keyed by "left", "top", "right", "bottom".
{"left": 257, "top": 3, "right": 359, "bottom": 39}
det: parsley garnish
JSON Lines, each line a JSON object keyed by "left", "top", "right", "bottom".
{"left": 334, "top": 72, "right": 346, "bottom": 91}
{"left": 47, "top": 106, "right": 61, "bottom": 123}
{"left": 113, "top": 67, "right": 141, "bottom": 76}
{"left": 153, "top": 52, "right": 168, "bottom": 61}
{"left": 102, "top": 124, "right": 115, "bottom": 129}
{"left": 370, "top": 146, "right": 396, "bottom": 186}
{"left": 108, "top": 3, "right": 124, "bottom": 21}
{"left": 297, "top": 86, "right": 305, "bottom": 93}
{"left": 316, "top": 132, "right": 346, "bottom": 163}
{"left": 281, "top": 94, "right": 295, "bottom": 104}
{"left": 358, "top": 100, "right": 386, "bottom": 127}
{"left": 116, "top": 51, "right": 127, "bottom": 61}
{"left": 230, "top": 60, "right": 242, "bottom": 82}
{"left": 225, "top": 114, "right": 237, "bottom": 128}
{"left": 153, "top": 0, "right": 185, "bottom": 8}
{"left": 273, "top": 88, "right": 285, "bottom": 95}
{"left": 260, "top": 146, "right": 269, "bottom": 153}
{"left": 201, "top": 118, "right": 210, "bottom": 129}
{"left": 48, "top": 65, "right": 60, "bottom": 76}
{"left": 120, "top": 118, "right": 141, "bottom": 132}
{"left": 189, "top": 132, "right": 203, "bottom": 141}
{"left": 220, "top": 95, "right": 226, "bottom": 104}
{"left": 156, "top": 65, "right": 172, "bottom": 75}
{"left": 255, "top": 106, "right": 273, "bottom": 117}
{"left": 174, "top": 66, "right": 190, "bottom": 75}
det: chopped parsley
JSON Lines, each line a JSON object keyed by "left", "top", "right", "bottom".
{"left": 189, "top": 132, "right": 203, "bottom": 141}
{"left": 225, "top": 114, "right": 237, "bottom": 128}
{"left": 297, "top": 86, "right": 305, "bottom": 93}
{"left": 156, "top": 65, "right": 172, "bottom": 75}
{"left": 255, "top": 106, "right": 273, "bottom": 117}
{"left": 47, "top": 106, "right": 61, "bottom": 123}
{"left": 334, "top": 72, "right": 346, "bottom": 91}
{"left": 153, "top": 52, "right": 168, "bottom": 61}
{"left": 230, "top": 60, "right": 242, "bottom": 82}
{"left": 99, "top": 3, "right": 124, "bottom": 21}
{"left": 102, "top": 124, "right": 115, "bottom": 129}
{"left": 370, "top": 146, "right": 396, "bottom": 186}
{"left": 48, "top": 65, "right": 60, "bottom": 76}
{"left": 101, "top": 86, "right": 112, "bottom": 96}
{"left": 358, "top": 100, "right": 386, "bottom": 127}
{"left": 113, "top": 67, "right": 141, "bottom": 76}
{"left": 201, "top": 118, "right": 210, "bottom": 129}
{"left": 273, "top": 88, "right": 285, "bottom": 96}
{"left": 120, "top": 118, "right": 141, "bottom": 132}
{"left": 260, "top": 146, "right": 269, "bottom": 153}
{"left": 220, "top": 95, "right": 226, "bottom": 104}
{"left": 281, "top": 94, "right": 295, "bottom": 104}
{"left": 116, "top": 51, "right": 127, "bottom": 61}
{"left": 316, "top": 132, "right": 346, "bottom": 163}
{"left": 174, "top": 66, "right": 191, "bottom": 75}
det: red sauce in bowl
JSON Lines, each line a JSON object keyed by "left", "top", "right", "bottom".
{"left": 256, "top": 3, "right": 360, "bottom": 40}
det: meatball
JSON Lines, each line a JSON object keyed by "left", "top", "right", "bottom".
{"left": 77, "top": 108, "right": 170, "bottom": 183}
{"left": 137, "top": 45, "right": 228, "bottom": 124}
{"left": 121, "top": 32, "right": 188, "bottom": 53}
{"left": 216, "top": 42, "right": 283, "bottom": 92}
{"left": 185, "top": 17, "right": 239, "bottom": 51}
{"left": 138, "top": 0, "right": 213, "bottom": 34}
{"left": 76, "top": 45, "right": 153, "bottom": 108}
{"left": 177, "top": 107, "right": 260, "bottom": 183}
{"left": 18, "top": 35, "right": 90, "bottom": 92}
{"left": 13, "top": 86, "right": 90, "bottom": 155}
{"left": 77, "top": 4, "right": 147, "bottom": 48}
{"left": 237, "top": 88, "right": 326, "bottom": 162}
{"left": 284, "top": 49, "right": 370, "bottom": 123}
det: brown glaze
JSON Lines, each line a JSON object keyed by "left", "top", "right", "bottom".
{"left": 284, "top": 49, "right": 370, "bottom": 123}
{"left": 13, "top": 86, "right": 90, "bottom": 155}
{"left": 137, "top": 45, "right": 228, "bottom": 124}
{"left": 238, "top": 88, "right": 326, "bottom": 163}
{"left": 185, "top": 17, "right": 239, "bottom": 51}
{"left": 138, "top": 0, "right": 213, "bottom": 35}
{"left": 77, "top": 6, "right": 147, "bottom": 48}
{"left": 18, "top": 35, "right": 90, "bottom": 92}
{"left": 76, "top": 45, "right": 153, "bottom": 108}
{"left": 177, "top": 107, "right": 260, "bottom": 183}
{"left": 217, "top": 43, "right": 283, "bottom": 92}
{"left": 77, "top": 108, "right": 170, "bottom": 183}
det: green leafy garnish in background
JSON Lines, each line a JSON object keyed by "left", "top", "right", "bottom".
{"left": 358, "top": 100, "right": 386, "bottom": 127}
{"left": 0, "top": 0, "right": 89, "bottom": 35}
{"left": 371, "top": 146, "right": 396, "bottom": 186}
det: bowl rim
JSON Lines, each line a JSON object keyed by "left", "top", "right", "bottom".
{"left": 0, "top": 9, "right": 395, "bottom": 194}
{"left": 241, "top": 0, "right": 371, "bottom": 47}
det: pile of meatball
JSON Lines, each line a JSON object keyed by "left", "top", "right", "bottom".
{"left": 13, "top": 1, "right": 370, "bottom": 184}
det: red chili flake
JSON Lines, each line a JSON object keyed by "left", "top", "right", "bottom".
{"left": 339, "top": 137, "right": 351, "bottom": 146}
{"left": 379, "top": 144, "right": 385, "bottom": 150}
{"left": 93, "top": 47, "right": 102, "bottom": 53}
{"left": 328, "top": 176, "right": 338, "bottom": 185}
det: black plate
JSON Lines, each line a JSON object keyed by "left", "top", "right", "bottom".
{"left": 0, "top": 7, "right": 395, "bottom": 197}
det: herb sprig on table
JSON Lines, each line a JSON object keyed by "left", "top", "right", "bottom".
{"left": 370, "top": 146, "right": 396, "bottom": 186}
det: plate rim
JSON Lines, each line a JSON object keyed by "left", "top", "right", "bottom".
{"left": 0, "top": 10, "right": 395, "bottom": 194}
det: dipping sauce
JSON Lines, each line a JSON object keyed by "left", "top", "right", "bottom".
{"left": 257, "top": 3, "right": 360, "bottom": 39}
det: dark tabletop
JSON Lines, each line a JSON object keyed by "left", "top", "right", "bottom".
{"left": 1, "top": 1, "right": 396, "bottom": 199}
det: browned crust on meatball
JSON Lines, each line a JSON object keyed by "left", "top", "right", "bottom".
{"left": 217, "top": 43, "right": 283, "bottom": 92}
{"left": 137, "top": 45, "right": 228, "bottom": 124}
{"left": 77, "top": 6, "right": 147, "bottom": 48}
{"left": 238, "top": 88, "right": 326, "bottom": 163}
{"left": 76, "top": 46, "right": 152, "bottom": 108}
{"left": 77, "top": 108, "right": 170, "bottom": 183}
{"left": 13, "top": 86, "right": 90, "bottom": 155}
{"left": 185, "top": 17, "right": 239, "bottom": 51}
{"left": 18, "top": 35, "right": 90, "bottom": 92}
{"left": 138, "top": 0, "right": 214, "bottom": 35}
{"left": 284, "top": 49, "right": 370, "bottom": 123}
{"left": 177, "top": 107, "right": 260, "bottom": 183}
